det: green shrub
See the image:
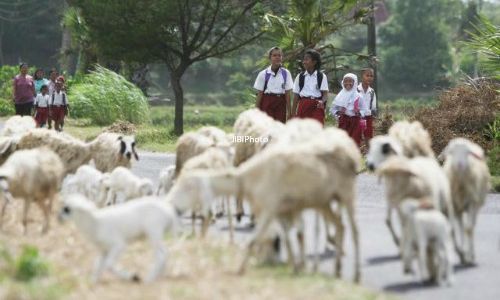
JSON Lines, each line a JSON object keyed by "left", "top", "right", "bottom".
{"left": 14, "top": 246, "right": 48, "bottom": 282}
{"left": 69, "top": 65, "right": 151, "bottom": 125}
{"left": 0, "top": 99, "right": 15, "bottom": 116}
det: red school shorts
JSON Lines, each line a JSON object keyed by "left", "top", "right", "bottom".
{"left": 35, "top": 107, "right": 49, "bottom": 125}
{"left": 51, "top": 106, "right": 66, "bottom": 123}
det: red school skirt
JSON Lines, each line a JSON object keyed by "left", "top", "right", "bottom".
{"left": 35, "top": 107, "right": 49, "bottom": 125}
{"left": 296, "top": 98, "right": 325, "bottom": 125}
{"left": 338, "top": 114, "right": 362, "bottom": 146}
{"left": 259, "top": 94, "right": 287, "bottom": 123}
{"left": 51, "top": 106, "right": 66, "bottom": 122}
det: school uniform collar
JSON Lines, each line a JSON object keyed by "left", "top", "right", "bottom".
{"left": 266, "top": 65, "right": 283, "bottom": 76}
{"left": 304, "top": 70, "right": 318, "bottom": 77}
{"left": 357, "top": 83, "right": 372, "bottom": 93}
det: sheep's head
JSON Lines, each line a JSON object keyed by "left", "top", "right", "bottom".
{"left": 439, "top": 138, "right": 484, "bottom": 171}
{"left": 366, "top": 136, "right": 403, "bottom": 171}
{"left": 58, "top": 194, "right": 97, "bottom": 223}
{"left": 117, "top": 135, "right": 139, "bottom": 162}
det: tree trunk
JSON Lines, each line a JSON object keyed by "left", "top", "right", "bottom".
{"left": 170, "top": 70, "right": 184, "bottom": 135}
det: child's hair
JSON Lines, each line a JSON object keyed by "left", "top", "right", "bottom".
{"left": 33, "top": 68, "right": 44, "bottom": 80}
{"left": 304, "top": 49, "right": 321, "bottom": 70}
{"left": 40, "top": 84, "right": 48, "bottom": 91}
{"left": 19, "top": 62, "right": 28, "bottom": 69}
{"left": 268, "top": 46, "right": 282, "bottom": 58}
{"left": 360, "top": 68, "right": 374, "bottom": 76}
{"left": 49, "top": 68, "right": 58, "bottom": 77}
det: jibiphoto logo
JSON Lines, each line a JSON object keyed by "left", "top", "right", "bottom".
{"left": 232, "top": 135, "right": 269, "bottom": 144}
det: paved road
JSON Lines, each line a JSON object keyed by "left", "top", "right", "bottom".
{"left": 133, "top": 151, "right": 500, "bottom": 300}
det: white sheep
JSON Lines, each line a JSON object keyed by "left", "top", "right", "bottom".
{"left": 11, "top": 129, "right": 93, "bottom": 175}
{"left": 0, "top": 136, "right": 18, "bottom": 165}
{"left": 388, "top": 120, "right": 435, "bottom": 158}
{"left": 157, "top": 165, "right": 176, "bottom": 195}
{"left": 367, "top": 135, "right": 456, "bottom": 248}
{"left": 61, "top": 165, "right": 110, "bottom": 207}
{"left": 58, "top": 194, "right": 179, "bottom": 283}
{"left": 0, "top": 148, "right": 64, "bottom": 234}
{"left": 170, "top": 127, "right": 362, "bottom": 282}
{"left": 0, "top": 115, "right": 36, "bottom": 137}
{"left": 89, "top": 132, "right": 139, "bottom": 173}
{"left": 439, "top": 138, "right": 491, "bottom": 264}
{"left": 102, "top": 167, "right": 154, "bottom": 205}
{"left": 174, "top": 131, "right": 215, "bottom": 178}
{"left": 400, "top": 199, "right": 454, "bottom": 286}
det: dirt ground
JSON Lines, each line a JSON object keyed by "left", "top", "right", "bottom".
{"left": 0, "top": 200, "right": 392, "bottom": 300}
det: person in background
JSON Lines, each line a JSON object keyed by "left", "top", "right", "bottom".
{"left": 47, "top": 68, "right": 59, "bottom": 129}
{"left": 33, "top": 68, "right": 49, "bottom": 95}
{"left": 12, "top": 62, "right": 35, "bottom": 116}
{"left": 330, "top": 73, "right": 367, "bottom": 147}
{"left": 50, "top": 80, "right": 69, "bottom": 132}
{"left": 34, "top": 85, "right": 50, "bottom": 128}
{"left": 291, "top": 49, "right": 329, "bottom": 125}
{"left": 253, "top": 47, "right": 293, "bottom": 122}
{"left": 358, "top": 68, "right": 377, "bottom": 148}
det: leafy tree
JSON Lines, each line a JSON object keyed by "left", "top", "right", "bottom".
{"left": 379, "top": 0, "right": 461, "bottom": 92}
{"left": 71, "top": 0, "right": 268, "bottom": 134}
{"left": 464, "top": 15, "right": 500, "bottom": 80}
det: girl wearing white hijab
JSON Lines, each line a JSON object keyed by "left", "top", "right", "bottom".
{"left": 330, "top": 73, "right": 367, "bottom": 146}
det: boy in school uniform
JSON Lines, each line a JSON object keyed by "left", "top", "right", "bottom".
{"left": 34, "top": 85, "right": 50, "bottom": 128}
{"left": 50, "top": 80, "right": 69, "bottom": 132}
{"left": 358, "top": 68, "right": 377, "bottom": 144}
{"left": 254, "top": 47, "right": 293, "bottom": 122}
{"left": 291, "top": 49, "right": 329, "bottom": 125}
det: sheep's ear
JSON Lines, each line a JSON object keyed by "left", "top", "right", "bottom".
{"left": 132, "top": 141, "right": 139, "bottom": 161}
{"left": 116, "top": 135, "right": 123, "bottom": 141}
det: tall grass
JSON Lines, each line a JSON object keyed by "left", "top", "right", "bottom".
{"left": 69, "top": 65, "right": 151, "bottom": 125}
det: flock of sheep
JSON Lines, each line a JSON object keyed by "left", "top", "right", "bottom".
{"left": 0, "top": 110, "right": 492, "bottom": 287}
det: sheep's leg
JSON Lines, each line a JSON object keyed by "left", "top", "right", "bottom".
{"left": 465, "top": 206, "right": 477, "bottom": 264}
{"left": 312, "top": 211, "right": 321, "bottom": 273}
{"left": 0, "top": 198, "right": 9, "bottom": 230}
{"left": 191, "top": 211, "right": 196, "bottom": 237}
{"left": 238, "top": 211, "right": 273, "bottom": 275}
{"left": 454, "top": 212, "right": 466, "bottom": 264}
{"left": 416, "top": 233, "right": 429, "bottom": 282}
{"left": 345, "top": 200, "right": 361, "bottom": 283}
{"left": 93, "top": 244, "right": 129, "bottom": 282}
{"left": 386, "top": 204, "right": 400, "bottom": 247}
{"left": 91, "top": 254, "right": 107, "bottom": 283}
{"left": 281, "top": 221, "right": 297, "bottom": 272}
{"left": 38, "top": 198, "right": 51, "bottom": 234}
{"left": 322, "top": 206, "right": 344, "bottom": 279}
{"left": 145, "top": 238, "right": 167, "bottom": 283}
{"left": 22, "top": 200, "right": 31, "bottom": 235}
{"left": 296, "top": 218, "right": 306, "bottom": 272}
{"left": 227, "top": 197, "right": 234, "bottom": 244}
{"left": 235, "top": 194, "right": 244, "bottom": 222}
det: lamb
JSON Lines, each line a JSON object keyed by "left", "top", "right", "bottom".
{"left": 388, "top": 120, "right": 435, "bottom": 158}
{"left": 58, "top": 194, "right": 179, "bottom": 283}
{"left": 0, "top": 148, "right": 64, "bottom": 234}
{"left": 439, "top": 138, "right": 491, "bottom": 264}
{"left": 170, "top": 127, "right": 362, "bottom": 282}
{"left": 400, "top": 199, "right": 454, "bottom": 285}
{"left": 366, "top": 135, "right": 456, "bottom": 248}
{"left": 89, "top": 132, "right": 139, "bottom": 173}
{"left": 157, "top": 165, "right": 176, "bottom": 195}
{"left": 61, "top": 165, "right": 110, "bottom": 207}
{"left": 102, "top": 167, "right": 154, "bottom": 205}
{"left": 0, "top": 115, "right": 36, "bottom": 137}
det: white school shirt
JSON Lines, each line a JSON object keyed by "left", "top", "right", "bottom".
{"left": 357, "top": 83, "right": 377, "bottom": 116}
{"left": 253, "top": 66, "right": 293, "bottom": 94}
{"left": 292, "top": 70, "right": 328, "bottom": 98}
{"left": 333, "top": 90, "right": 368, "bottom": 117}
{"left": 34, "top": 93, "right": 50, "bottom": 108}
{"left": 51, "top": 91, "right": 67, "bottom": 106}
{"left": 48, "top": 80, "right": 57, "bottom": 96}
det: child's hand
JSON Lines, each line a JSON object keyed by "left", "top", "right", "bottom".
{"left": 316, "top": 100, "right": 325, "bottom": 109}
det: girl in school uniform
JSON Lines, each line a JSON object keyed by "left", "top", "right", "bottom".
{"left": 50, "top": 80, "right": 69, "bottom": 132}
{"left": 33, "top": 85, "right": 50, "bottom": 128}
{"left": 291, "top": 49, "right": 329, "bottom": 125}
{"left": 330, "top": 73, "right": 367, "bottom": 147}
{"left": 358, "top": 68, "right": 377, "bottom": 146}
{"left": 254, "top": 47, "right": 293, "bottom": 122}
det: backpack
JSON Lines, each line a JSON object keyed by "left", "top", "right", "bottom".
{"left": 52, "top": 92, "right": 68, "bottom": 115}
{"left": 263, "top": 68, "right": 287, "bottom": 93}
{"left": 299, "top": 70, "right": 324, "bottom": 92}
